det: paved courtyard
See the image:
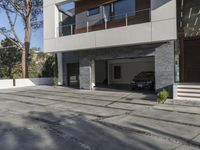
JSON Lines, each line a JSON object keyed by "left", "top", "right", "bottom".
{"left": 0, "top": 86, "right": 200, "bottom": 150}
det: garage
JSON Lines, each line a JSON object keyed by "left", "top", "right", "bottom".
{"left": 95, "top": 57, "right": 155, "bottom": 91}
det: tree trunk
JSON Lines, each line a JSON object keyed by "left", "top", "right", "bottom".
{"left": 22, "top": 0, "right": 32, "bottom": 78}
{"left": 22, "top": 46, "right": 29, "bottom": 78}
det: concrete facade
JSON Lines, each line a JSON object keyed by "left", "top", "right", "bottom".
{"left": 44, "top": 0, "right": 177, "bottom": 53}
{"left": 44, "top": 0, "right": 177, "bottom": 93}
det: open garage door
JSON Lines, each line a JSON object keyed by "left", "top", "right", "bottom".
{"left": 95, "top": 57, "right": 155, "bottom": 91}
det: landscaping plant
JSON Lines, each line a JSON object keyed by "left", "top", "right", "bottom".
{"left": 157, "top": 89, "right": 170, "bottom": 104}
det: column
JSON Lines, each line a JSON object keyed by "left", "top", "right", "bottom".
{"left": 57, "top": 52, "right": 63, "bottom": 85}
{"left": 79, "top": 58, "right": 95, "bottom": 90}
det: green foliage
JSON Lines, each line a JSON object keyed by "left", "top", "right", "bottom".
{"left": 28, "top": 50, "right": 57, "bottom": 78}
{"left": 0, "top": 38, "right": 57, "bottom": 79}
{"left": 0, "top": 38, "right": 22, "bottom": 79}
{"left": 53, "top": 77, "right": 58, "bottom": 85}
{"left": 157, "top": 89, "right": 170, "bottom": 104}
{"left": 41, "top": 56, "right": 56, "bottom": 77}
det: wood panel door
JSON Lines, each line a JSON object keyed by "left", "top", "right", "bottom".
{"left": 183, "top": 38, "right": 200, "bottom": 82}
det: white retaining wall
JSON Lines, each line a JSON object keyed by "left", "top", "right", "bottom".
{"left": 0, "top": 78, "right": 53, "bottom": 89}
{"left": 0, "top": 79, "right": 13, "bottom": 89}
{"left": 15, "top": 78, "right": 53, "bottom": 87}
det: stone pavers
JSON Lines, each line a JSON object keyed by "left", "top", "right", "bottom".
{"left": 0, "top": 86, "right": 199, "bottom": 150}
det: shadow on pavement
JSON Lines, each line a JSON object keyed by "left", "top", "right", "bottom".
{"left": 0, "top": 111, "right": 173, "bottom": 150}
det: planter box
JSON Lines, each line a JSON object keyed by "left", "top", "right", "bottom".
{"left": 0, "top": 78, "right": 53, "bottom": 89}
{"left": 0, "top": 79, "right": 13, "bottom": 89}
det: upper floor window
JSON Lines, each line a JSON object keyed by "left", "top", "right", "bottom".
{"left": 103, "top": 0, "right": 136, "bottom": 20}
{"left": 114, "top": 0, "right": 136, "bottom": 19}
{"left": 104, "top": 3, "right": 114, "bottom": 20}
{"left": 88, "top": 7, "right": 100, "bottom": 16}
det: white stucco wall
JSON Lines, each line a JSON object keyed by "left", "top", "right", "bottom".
{"left": 0, "top": 79, "right": 13, "bottom": 89}
{"left": 44, "top": 0, "right": 177, "bottom": 52}
{"left": 44, "top": 5, "right": 59, "bottom": 40}
{"left": 15, "top": 78, "right": 53, "bottom": 87}
{"left": 0, "top": 78, "right": 53, "bottom": 89}
{"left": 151, "top": 0, "right": 176, "bottom": 21}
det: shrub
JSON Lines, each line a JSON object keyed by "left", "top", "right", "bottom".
{"left": 53, "top": 77, "right": 58, "bottom": 85}
{"left": 157, "top": 89, "right": 170, "bottom": 104}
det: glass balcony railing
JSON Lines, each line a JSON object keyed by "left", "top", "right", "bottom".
{"left": 58, "top": 8, "right": 151, "bottom": 37}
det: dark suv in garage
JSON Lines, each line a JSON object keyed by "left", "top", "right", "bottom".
{"left": 130, "top": 71, "right": 155, "bottom": 90}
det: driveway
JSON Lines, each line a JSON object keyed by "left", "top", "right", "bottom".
{"left": 0, "top": 86, "right": 200, "bottom": 150}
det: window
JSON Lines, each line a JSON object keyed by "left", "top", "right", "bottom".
{"left": 88, "top": 7, "right": 100, "bottom": 16}
{"left": 114, "top": 66, "right": 121, "bottom": 79}
{"left": 114, "top": 0, "right": 136, "bottom": 19}
{"left": 104, "top": 3, "right": 113, "bottom": 19}
{"left": 103, "top": 0, "right": 136, "bottom": 20}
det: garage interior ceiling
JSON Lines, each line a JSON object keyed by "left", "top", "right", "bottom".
{"left": 177, "top": 0, "right": 200, "bottom": 38}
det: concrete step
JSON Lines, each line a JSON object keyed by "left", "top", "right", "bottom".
{"left": 178, "top": 93, "right": 200, "bottom": 97}
{"left": 177, "top": 96, "right": 200, "bottom": 101}
{"left": 175, "top": 83, "right": 200, "bottom": 100}
{"left": 177, "top": 89, "right": 200, "bottom": 93}
{"left": 177, "top": 85, "right": 200, "bottom": 89}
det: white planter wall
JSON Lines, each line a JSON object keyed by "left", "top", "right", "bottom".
{"left": 0, "top": 78, "right": 53, "bottom": 89}
{"left": 15, "top": 78, "right": 53, "bottom": 87}
{"left": 0, "top": 79, "right": 13, "bottom": 89}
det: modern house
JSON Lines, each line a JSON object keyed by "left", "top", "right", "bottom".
{"left": 44, "top": 0, "right": 200, "bottom": 100}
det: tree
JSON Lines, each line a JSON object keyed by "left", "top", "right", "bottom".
{"left": 0, "top": 38, "right": 21, "bottom": 78}
{"left": 0, "top": 0, "right": 43, "bottom": 78}
{"left": 41, "top": 55, "right": 57, "bottom": 77}
{"left": 28, "top": 49, "right": 57, "bottom": 78}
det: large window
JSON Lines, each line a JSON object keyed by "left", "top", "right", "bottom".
{"left": 58, "top": 2, "right": 75, "bottom": 36}
{"left": 114, "top": 0, "right": 136, "bottom": 19}
{"left": 88, "top": 7, "right": 100, "bottom": 16}
{"left": 104, "top": 3, "right": 112, "bottom": 20}
{"left": 103, "top": 0, "right": 136, "bottom": 20}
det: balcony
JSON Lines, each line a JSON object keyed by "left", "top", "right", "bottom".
{"left": 58, "top": 8, "right": 150, "bottom": 37}
{"left": 44, "top": 0, "right": 177, "bottom": 52}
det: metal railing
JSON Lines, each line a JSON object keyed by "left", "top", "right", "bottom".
{"left": 58, "top": 8, "right": 151, "bottom": 37}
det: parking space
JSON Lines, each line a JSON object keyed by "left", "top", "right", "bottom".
{"left": 95, "top": 57, "right": 155, "bottom": 91}
{"left": 0, "top": 86, "right": 199, "bottom": 150}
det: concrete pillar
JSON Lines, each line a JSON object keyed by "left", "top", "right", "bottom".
{"left": 79, "top": 58, "right": 95, "bottom": 90}
{"left": 57, "top": 52, "right": 63, "bottom": 85}
{"left": 173, "top": 84, "right": 178, "bottom": 99}
{"left": 107, "top": 62, "right": 110, "bottom": 85}
{"left": 91, "top": 60, "right": 96, "bottom": 89}
{"left": 155, "top": 41, "right": 175, "bottom": 92}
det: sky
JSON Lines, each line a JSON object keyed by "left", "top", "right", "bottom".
{"left": 58, "top": 2, "right": 75, "bottom": 11}
{"left": 0, "top": 8, "right": 44, "bottom": 51}
{"left": 0, "top": 2, "right": 75, "bottom": 51}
